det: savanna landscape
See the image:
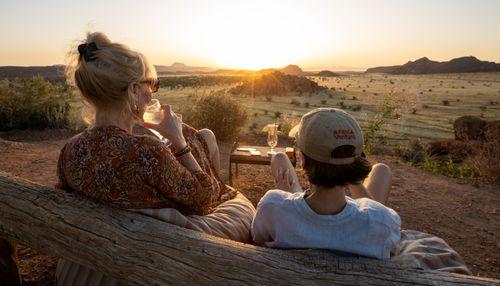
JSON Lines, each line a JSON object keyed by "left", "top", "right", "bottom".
{"left": 1, "top": 0, "right": 500, "bottom": 285}
{"left": 1, "top": 67, "right": 499, "bottom": 284}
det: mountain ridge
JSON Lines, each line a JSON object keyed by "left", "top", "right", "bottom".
{"left": 366, "top": 56, "right": 500, "bottom": 74}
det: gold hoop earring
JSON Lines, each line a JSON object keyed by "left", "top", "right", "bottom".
{"left": 133, "top": 103, "right": 140, "bottom": 115}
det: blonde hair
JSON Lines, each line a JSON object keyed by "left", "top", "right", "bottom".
{"left": 65, "top": 32, "right": 156, "bottom": 118}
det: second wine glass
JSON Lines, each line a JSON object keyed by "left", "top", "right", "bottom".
{"left": 267, "top": 124, "right": 278, "bottom": 154}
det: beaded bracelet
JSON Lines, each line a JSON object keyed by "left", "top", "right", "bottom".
{"left": 174, "top": 145, "right": 192, "bottom": 158}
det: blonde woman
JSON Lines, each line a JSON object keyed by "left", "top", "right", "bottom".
{"left": 56, "top": 32, "right": 255, "bottom": 285}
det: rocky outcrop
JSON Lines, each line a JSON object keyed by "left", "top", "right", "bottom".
{"left": 230, "top": 71, "right": 326, "bottom": 96}
{"left": 423, "top": 116, "right": 499, "bottom": 162}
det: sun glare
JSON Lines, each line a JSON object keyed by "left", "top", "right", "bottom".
{"left": 193, "top": 1, "right": 315, "bottom": 70}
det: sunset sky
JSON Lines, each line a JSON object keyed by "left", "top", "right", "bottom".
{"left": 1, "top": 0, "right": 499, "bottom": 70}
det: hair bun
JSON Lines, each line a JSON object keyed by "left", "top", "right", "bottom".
{"left": 78, "top": 42, "right": 98, "bottom": 62}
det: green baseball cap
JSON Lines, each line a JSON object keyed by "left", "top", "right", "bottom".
{"left": 289, "top": 108, "right": 364, "bottom": 165}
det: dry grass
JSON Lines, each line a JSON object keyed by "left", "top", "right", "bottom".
{"left": 465, "top": 129, "right": 500, "bottom": 183}
{"left": 156, "top": 72, "right": 500, "bottom": 144}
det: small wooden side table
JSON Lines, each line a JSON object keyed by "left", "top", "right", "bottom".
{"left": 228, "top": 146, "right": 296, "bottom": 185}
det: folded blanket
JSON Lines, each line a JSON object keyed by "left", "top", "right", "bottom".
{"left": 391, "top": 230, "right": 471, "bottom": 275}
{"left": 136, "top": 191, "right": 256, "bottom": 243}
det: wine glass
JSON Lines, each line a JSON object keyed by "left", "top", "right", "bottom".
{"left": 142, "top": 99, "right": 170, "bottom": 146}
{"left": 267, "top": 124, "right": 278, "bottom": 154}
{"left": 143, "top": 99, "right": 162, "bottom": 124}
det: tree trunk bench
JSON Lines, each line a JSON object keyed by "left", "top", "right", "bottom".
{"left": 0, "top": 172, "right": 498, "bottom": 285}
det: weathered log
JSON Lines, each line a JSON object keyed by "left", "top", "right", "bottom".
{"left": 0, "top": 172, "right": 498, "bottom": 285}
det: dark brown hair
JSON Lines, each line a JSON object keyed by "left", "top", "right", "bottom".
{"left": 302, "top": 147, "right": 372, "bottom": 188}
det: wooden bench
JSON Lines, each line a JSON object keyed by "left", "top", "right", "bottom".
{"left": 0, "top": 172, "right": 498, "bottom": 285}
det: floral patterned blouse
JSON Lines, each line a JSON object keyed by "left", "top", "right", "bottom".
{"left": 56, "top": 124, "right": 230, "bottom": 215}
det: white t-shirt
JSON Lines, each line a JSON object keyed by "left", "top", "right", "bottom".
{"left": 251, "top": 189, "right": 401, "bottom": 260}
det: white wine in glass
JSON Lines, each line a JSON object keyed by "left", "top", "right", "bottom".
{"left": 142, "top": 99, "right": 170, "bottom": 146}
{"left": 267, "top": 124, "right": 278, "bottom": 154}
{"left": 143, "top": 99, "right": 162, "bottom": 124}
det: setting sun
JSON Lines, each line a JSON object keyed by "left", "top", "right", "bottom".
{"left": 194, "top": 1, "right": 313, "bottom": 69}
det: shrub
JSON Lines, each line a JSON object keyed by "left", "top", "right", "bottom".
{"left": 180, "top": 94, "right": 248, "bottom": 141}
{"left": 290, "top": 99, "right": 301, "bottom": 106}
{"left": 399, "top": 139, "right": 426, "bottom": 164}
{"left": 442, "top": 100, "right": 450, "bottom": 106}
{"left": 0, "top": 77, "right": 75, "bottom": 131}
{"left": 304, "top": 102, "right": 310, "bottom": 108}
{"left": 420, "top": 155, "right": 474, "bottom": 179}
{"left": 274, "top": 111, "right": 282, "bottom": 119}
{"left": 279, "top": 115, "right": 300, "bottom": 137}
{"left": 351, "top": 105, "right": 362, "bottom": 111}
{"left": 465, "top": 128, "right": 500, "bottom": 183}
{"left": 321, "top": 100, "right": 327, "bottom": 105}
{"left": 363, "top": 97, "right": 399, "bottom": 154}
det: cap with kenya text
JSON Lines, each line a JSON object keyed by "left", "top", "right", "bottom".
{"left": 289, "top": 108, "right": 364, "bottom": 165}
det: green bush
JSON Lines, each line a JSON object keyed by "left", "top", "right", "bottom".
{"left": 420, "top": 155, "right": 474, "bottom": 179}
{"left": 0, "top": 77, "right": 74, "bottom": 131}
{"left": 279, "top": 115, "right": 300, "bottom": 137}
{"left": 180, "top": 94, "right": 248, "bottom": 141}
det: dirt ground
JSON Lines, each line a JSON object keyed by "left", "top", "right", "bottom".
{"left": 0, "top": 129, "right": 499, "bottom": 285}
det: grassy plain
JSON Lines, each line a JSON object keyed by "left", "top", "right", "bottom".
{"left": 157, "top": 72, "right": 500, "bottom": 143}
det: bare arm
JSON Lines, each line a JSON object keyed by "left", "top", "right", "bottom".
{"left": 144, "top": 104, "right": 202, "bottom": 172}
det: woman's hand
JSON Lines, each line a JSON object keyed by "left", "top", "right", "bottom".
{"left": 144, "top": 104, "right": 187, "bottom": 150}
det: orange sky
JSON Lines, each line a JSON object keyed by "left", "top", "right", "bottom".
{"left": 1, "top": 0, "right": 499, "bottom": 70}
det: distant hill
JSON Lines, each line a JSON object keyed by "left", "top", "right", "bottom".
{"left": 366, "top": 56, "right": 500, "bottom": 74}
{"left": 155, "top": 62, "right": 214, "bottom": 73}
{"left": 0, "top": 65, "right": 65, "bottom": 79}
{"left": 280, "top": 64, "right": 305, "bottom": 75}
{"left": 229, "top": 71, "right": 326, "bottom": 96}
{"left": 315, "top": 70, "right": 339, "bottom": 77}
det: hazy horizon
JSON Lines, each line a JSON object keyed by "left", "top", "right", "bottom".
{"left": 1, "top": 0, "right": 500, "bottom": 70}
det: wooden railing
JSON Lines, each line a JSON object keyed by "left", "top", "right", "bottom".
{"left": 0, "top": 172, "right": 498, "bottom": 285}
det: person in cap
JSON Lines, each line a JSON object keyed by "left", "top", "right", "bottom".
{"left": 251, "top": 108, "right": 401, "bottom": 260}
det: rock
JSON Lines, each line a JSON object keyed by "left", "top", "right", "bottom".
{"left": 453, "top": 116, "right": 486, "bottom": 141}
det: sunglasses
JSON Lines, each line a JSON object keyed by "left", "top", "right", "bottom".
{"left": 139, "top": 78, "right": 160, "bottom": 93}
{"left": 121, "top": 78, "right": 160, "bottom": 92}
